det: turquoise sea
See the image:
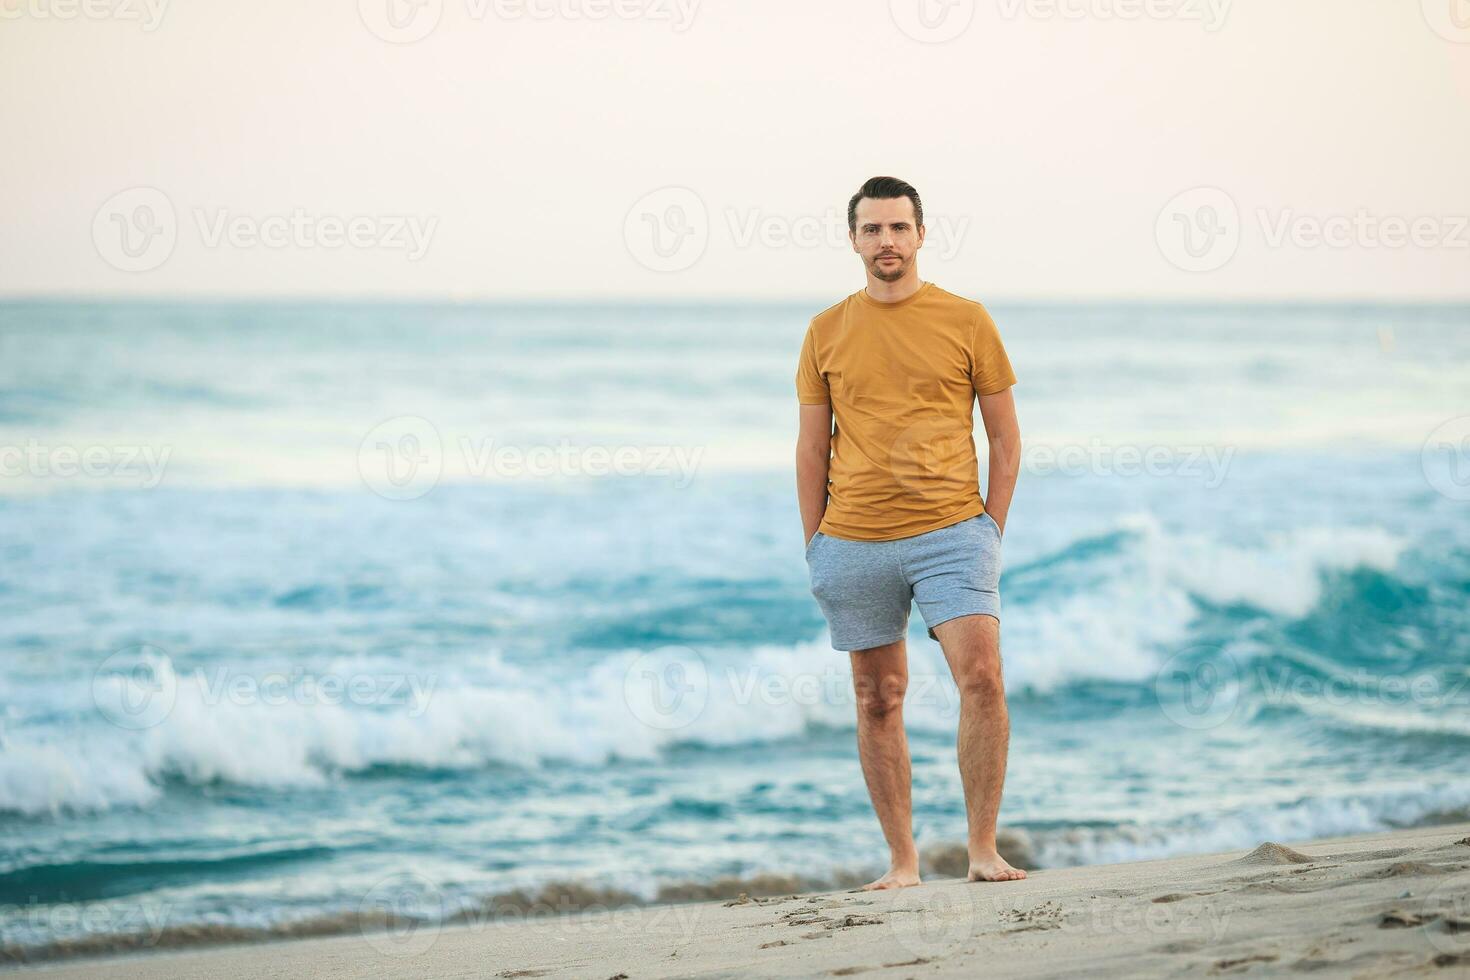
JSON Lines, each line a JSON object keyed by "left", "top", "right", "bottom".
{"left": 1, "top": 299, "right": 1468, "bottom": 960}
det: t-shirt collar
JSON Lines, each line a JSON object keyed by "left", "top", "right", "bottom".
{"left": 855, "top": 280, "right": 932, "bottom": 310}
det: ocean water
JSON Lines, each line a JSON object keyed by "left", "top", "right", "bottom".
{"left": 1, "top": 299, "right": 1468, "bottom": 959}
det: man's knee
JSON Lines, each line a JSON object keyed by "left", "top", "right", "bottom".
{"left": 853, "top": 672, "right": 907, "bottom": 721}
{"left": 955, "top": 653, "right": 1004, "bottom": 702}
{"left": 940, "top": 617, "right": 1004, "bottom": 700}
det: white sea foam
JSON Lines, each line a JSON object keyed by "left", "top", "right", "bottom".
{"left": 1029, "top": 780, "right": 1470, "bottom": 868}
{"left": 0, "top": 517, "right": 1416, "bottom": 816}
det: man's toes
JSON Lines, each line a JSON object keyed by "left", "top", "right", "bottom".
{"left": 970, "top": 863, "right": 1026, "bottom": 882}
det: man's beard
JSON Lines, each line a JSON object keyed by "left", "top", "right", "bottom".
{"left": 871, "top": 254, "right": 906, "bottom": 282}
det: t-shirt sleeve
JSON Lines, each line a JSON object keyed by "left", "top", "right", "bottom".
{"left": 795, "top": 321, "right": 830, "bottom": 405}
{"left": 969, "top": 305, "right": 1017, "bottom": 395}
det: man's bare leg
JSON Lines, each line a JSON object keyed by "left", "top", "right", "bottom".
{"left": 932, "top": 614, "right": 1027, "bottom": 882}
{"left": 849, "top": 638, "right": 922, "bottom": 890}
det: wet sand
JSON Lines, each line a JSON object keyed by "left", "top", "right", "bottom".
{"left": 14, "top": 822, "right": 1470, "bottom": 978}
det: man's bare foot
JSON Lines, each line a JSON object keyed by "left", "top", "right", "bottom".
{"left": 967, "top": 850, "right": 1027, "bottom": 882}
{"left": 862, "top": 865, "right": 922, "bottom": 890}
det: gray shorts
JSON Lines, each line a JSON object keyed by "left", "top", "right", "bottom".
{"left": 804, "top": 513, "right": 1002, "bottom": 651}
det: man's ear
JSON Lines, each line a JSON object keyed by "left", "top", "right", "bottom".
{"left": 917, "top": 224, "right": 926, "bottom": 248}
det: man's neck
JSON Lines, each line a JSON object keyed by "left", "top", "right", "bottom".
{"left": 864, "top": 273, "right": 925, "bottom": 305}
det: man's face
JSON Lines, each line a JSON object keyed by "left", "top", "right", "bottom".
{"left": 850, "top": 196, "right": 924, "bottom": 283}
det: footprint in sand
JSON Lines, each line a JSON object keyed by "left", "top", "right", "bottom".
{"left": 1363, "top": 861, "right": 1453, "bottom": 880}
{"left": 1213, "top": 953, "right": 1278, "bottom": 971}
{"left": 1152, "top": 891, "right": 1220, "bottom": 903}
{"left": 1381, "top": 908, "right": 1437, "bottom": 928}
{"left": 827, "top": 913, "right": 884, "bottom": 930}
{"left": 828, "top": 957, "right": 933, "bottom": 977}
{"left": 781, "top": 905, "right": 834, "bottom": 927}
{"left": 998, "top": 900, "right": 1064, "bottom": 932}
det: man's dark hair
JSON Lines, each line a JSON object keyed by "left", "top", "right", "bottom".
{"left": 847, "top": 176, "right": 924, "bottom": 234}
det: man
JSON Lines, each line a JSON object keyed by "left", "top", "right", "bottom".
{"left": 795, "top": 176, "right": 1025, "bottom": 889}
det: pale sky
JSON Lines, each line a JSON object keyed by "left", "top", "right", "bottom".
{"left": 2, "top": 0, "right": 1467, "bottom": 301}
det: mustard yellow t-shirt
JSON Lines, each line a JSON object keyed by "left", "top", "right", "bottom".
{"left": 795, "top": 281, "right": 1017, "bottom": 541}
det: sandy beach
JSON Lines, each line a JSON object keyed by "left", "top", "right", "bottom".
{"left": 10, "top": 822, "right": 1468, "bottom": 979}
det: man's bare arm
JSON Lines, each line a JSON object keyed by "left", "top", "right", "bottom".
{"left": 796, "top": 403, "right": 834, "bottom": 545}
{"left": 977, "top": 387, "right": 1020, "bottom": 536}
